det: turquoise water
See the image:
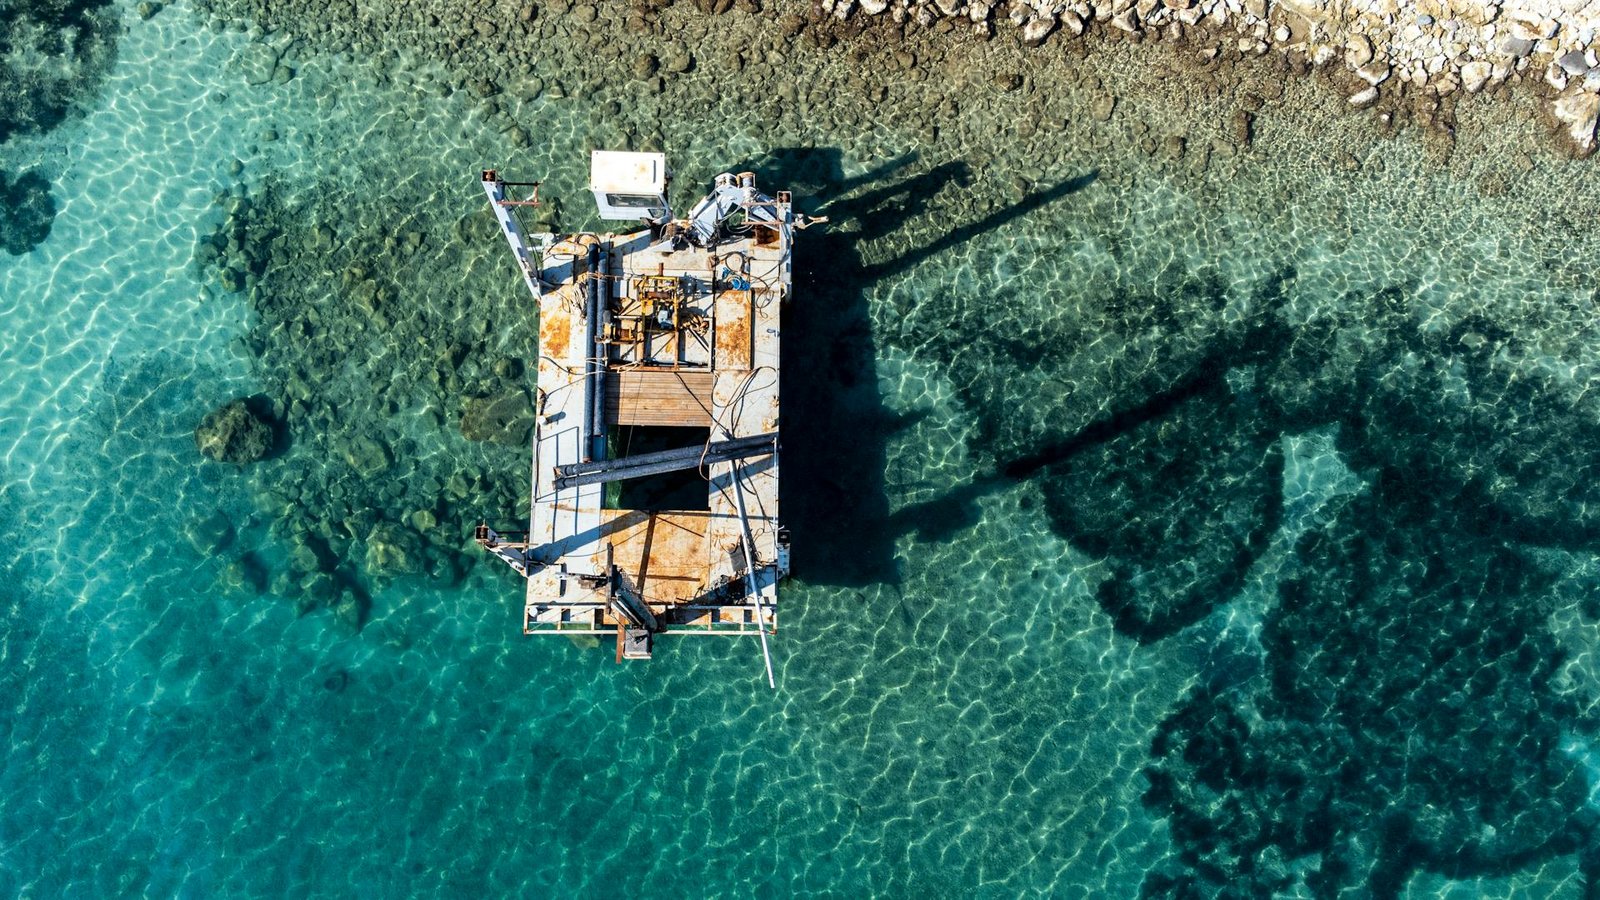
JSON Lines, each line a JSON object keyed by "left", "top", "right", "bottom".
{"left": 8, "top": 0, "right": 1600, "bottom": 895}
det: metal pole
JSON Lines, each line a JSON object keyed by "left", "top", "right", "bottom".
{"left": 556, "top": 431, "right": 775, "bottom": 477}
{"left": 552, "top": 432, "right": 777, "bottom": 490}
{"left": 730, "top": 463, "right": 776, "bottom": 691}
{"left": 554, "top": 447, "right": 768, "bottom": 491}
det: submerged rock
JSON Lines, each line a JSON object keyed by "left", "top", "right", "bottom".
{"left": 340, "top": 434, "right": 392, "bottom": 477}
{"left": 1231, "top": 109, "right": 1254, "bottom": 146}
{"left": 219, "top": 553, "right": 269, "bottom": 594}
{"left": 184, "top": 509, "right": 235, "bottom": 554}
{"left": 331, "top": 589, "right": 369, "bottom": 632}
{"left": 321, "top": 668, "right": 350, "bottom": 692}
{"left": 287, "top": 530, "right": 335, "bottom": 574}
{"left": 661, "top": 48, "right": 694, "bottom": 74}
{"left": 364, "top": 522, "right": 424, "bottom": 577}
{"left": 237, "top": 42, "right": 281, "bottom": 86}
{"left": 218, "top": 265, "right": 246, "bottom": 293}
{"left": 195, "top": 398, "right": 277, "bottom": 464}
{"left": 1144, "top": 484, "right": 1587, "bottom": 894}
{"left": 991, "top": 72, "right": 1023, "bottom": 92}
{"left": 459, "top": 390, "right": 534, "bottom": 446}
{"left": 300, "top": 571, "right": 338, "bottom": 607}
{"left": 0, "top": 0, "right": 119, "bottom": 144}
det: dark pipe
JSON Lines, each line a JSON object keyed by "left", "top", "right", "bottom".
{"left": 554, "top": 432, "right": 778, "bottom": 481}
{"left": 554, "top": 435, "right": 779, "bottom": 491}
{"left": 556, "top": 450, "right": 759, "bottom": 492}
{"left": 584, "top": 244, "right": 601, "bottom": 462}
{"left": 591, "top": 243, "right": 609, "bottom": 463}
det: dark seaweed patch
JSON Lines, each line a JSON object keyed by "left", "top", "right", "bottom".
{"left": 878, "top": 251, "right": 1600, "bottom": 891}
{"left": 0, "top": 169, "right": 57, "bottom": 255}
{"left": 1118, "top": 287, "right": 1600, "bottom": 894}
{"left": 0, "top": 0, "right": 119, "bottom": 145}
{"left": 194, "top": 178, "right": 534, "bottom": 622}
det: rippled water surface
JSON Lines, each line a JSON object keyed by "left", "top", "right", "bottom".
{"left": 8, "top": 1, "right": 1600, "bottom": 896}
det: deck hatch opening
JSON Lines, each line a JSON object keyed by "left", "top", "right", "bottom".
{"left": 603, "top": 425, "right": 712, "bottom": 511}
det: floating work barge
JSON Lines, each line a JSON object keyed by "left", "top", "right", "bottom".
{"left": 475, "top": 151, "right": 815, "bottom": 685}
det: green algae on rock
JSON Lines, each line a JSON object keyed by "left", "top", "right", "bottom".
{"left": 183, "top": 509, "right": 236, "bottom": 554}
{"left": 459, "top": 389, "right": 535, "bottom": 446}
{"left": 194, "top": 177, "right": 530, "bottom": 607}
{"left": 363, "top": 522, "right": 425, "bottom": 578}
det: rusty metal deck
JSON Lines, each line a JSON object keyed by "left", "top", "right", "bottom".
{"left": 522, "top": 220, "right": 790, "bottom": 640}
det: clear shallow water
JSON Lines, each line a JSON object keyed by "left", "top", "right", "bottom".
{"left": 7, "top": 1, "right": 1600, "bottom": 896}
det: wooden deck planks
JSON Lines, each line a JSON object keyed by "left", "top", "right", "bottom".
{"left": 605, "top": 370, "right": 713, "bottom": 427}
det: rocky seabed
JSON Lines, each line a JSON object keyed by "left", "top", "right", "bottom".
{"left": 829, "top": 0, "right": 1600, "bottom": 154}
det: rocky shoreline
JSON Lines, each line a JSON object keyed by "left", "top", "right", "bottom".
{"left": 188, "top": 0, "right": 1600, "bottom": 164}
{"left": 830, "top": 0, "right": 1600, "bottom": 154}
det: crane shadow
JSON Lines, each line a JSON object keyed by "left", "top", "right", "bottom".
{"left": 724, "top": 147, "right": 1098, "bottom": 587}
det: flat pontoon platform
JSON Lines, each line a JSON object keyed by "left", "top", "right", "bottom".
{"left": 475, "top": 163, "right": 798, "bottom": 672}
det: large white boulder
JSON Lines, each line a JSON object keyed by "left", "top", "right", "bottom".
{"left": 1462, "top": 59, "right": 1494, "bottom": 92}
{"left": 1553, "top": 91, "right": 1600, "bottom": 155}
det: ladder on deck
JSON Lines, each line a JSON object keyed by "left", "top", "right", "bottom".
{"left": 480, "top": 170, "right": 547, "bottom": 304}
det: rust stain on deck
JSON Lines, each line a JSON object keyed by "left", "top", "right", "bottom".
{"left": 715, "top": 290, "right": 752, "bottom": 370}
{"left": 540, "top": 304, "right": 571, "bottom": 361}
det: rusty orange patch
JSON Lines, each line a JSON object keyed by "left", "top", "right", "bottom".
{"left": 540, "top": 306, "right": 570, "bottom": 362}
{"left": 715, "top": 291, "right": 752, "bottom": 370}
